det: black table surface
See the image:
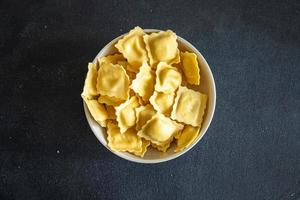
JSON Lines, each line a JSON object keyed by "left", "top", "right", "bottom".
{"left": 1, "top": 0, "right": 299, "bottom": 199}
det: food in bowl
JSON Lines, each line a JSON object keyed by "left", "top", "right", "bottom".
{"left": 81, "top": 27, "right": 208, "bottom": 157}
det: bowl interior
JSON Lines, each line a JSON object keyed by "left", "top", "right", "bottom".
{"left": 84, "top": 29, "right": 216, "bottom": 163}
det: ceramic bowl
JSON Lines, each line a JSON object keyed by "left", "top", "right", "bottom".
{"left": 83, "top": 29, "right": 216, "bottom": 164}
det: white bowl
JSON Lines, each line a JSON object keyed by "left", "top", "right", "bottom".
{"left": 83, "top": 29, "right": 216, "bottom": 164}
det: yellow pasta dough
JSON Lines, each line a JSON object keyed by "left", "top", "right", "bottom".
{"left": 137, "top": 113, "right": 183, "bottom": 145}
{"left": 83, "top": 97, "right": 108, "bottom": 127}
{"left": 81, "top": 63, "right": 98, "bottom": 99}
{"left": 115, "top": 26, "right": 148, "bottom": 72}
{"left": 117, "top": 61, "right": 136, "bottom": 81}
{"left": 115, "top": 96, "right": 140, "bottom": 133}
{"left": 135, "top": 94, "right": 146, "bottom": 105}
{"left": 144, "top": 30, "right": 180, "bottom": 66}
{"left": 155, "top": 62, "right": 182, "bottom": 94}
{"left": 97, "top": 62, "right": 130, "bottom": 100}
{"left": 82, "top": 27, "right": 209, "bottom": 156}
{"left": 98, "top": 53, "right": 125, "bottom": 65}
{"left": 175, "top": 125, "right": 200, "bottom": 152}
{"left": 98, "top": 95, "right": 124, "bottom": 106}
{"left": 180, "top": 51, "right": 200, "bottom": 85}
{"left": 132, "top": 139, "right": 150, "bottom": 157}
{"left": 151, "top": 142, "right": 171, "bottom": 153}
{"left": 135, "top": 104, "right": 156, "bottom": 130}
{"left": 130, "top": 62, "right": 155, "bottom": 102}
{"left": 149, "top": 91, "right": 174, "bottom": 115}
{"left": 107, "top": 122, "right": 143, "bottom": 153}
{"left": 105, "top": 105, "right": 116, "bottom": 120}
{"left": 171, "top": 86, "right": 207, "bottom": 127}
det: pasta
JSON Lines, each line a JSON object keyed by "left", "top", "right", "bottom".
{"left": 151, "top": 142, "right": 171, "bottom": 153}
{"left": 144, "top": 30, "right": 180, "bottom": 67}
{"left": 180, "top": 51, "right": 200, "bottom": 85}
{"left": 98, "top": 95, "right": 124, "bottom": 106}
{"left": 130, "top": 62, "right": 155, "bottom": 102}
{"left": 175, "top": 125, "right": 200, "bottom": 152}
{"left": 137, "top": 113, "right": 183, "bottom": 145}
{"left": 83, "top": 97, "right": 108, "bottom": 127}
{"left": 135, "top": 104, "right": 156, "bottom": 130}
{"left": 115, "top": 96, "right": 140, "bottom": 133}
{"left": 149, "top": 91, "right": 174, "bottom": 115}
{"left": 115, "top": 26, "right": 148, "bottom": 72}
{"left": 117, "top": 61, "right": 136, "bottom": 81}
{"left": 107, "top": 122, "right": 143, "bottom": 153}
{"left": 171, "top": 86, "right": 207, "bottom": 127}
{"left": 81, "top": 27, "right": 209, "bottom": 157}
{"left": 97, "top": 62, "right": 130, "bottom": 100}
{"left": 132, "top": 139, "right": 150, "bottom": 157}
{"left": 105, "top": 105, "right": 116, "bottom": 120}
{"left": 155, "top": 62, "right": 182, "bottom": 93}
{"left": 81, "top": 63, "right": 98, "bottom": 99}
{"left": 98, "top": 53, "right": 125, "bottom": 65}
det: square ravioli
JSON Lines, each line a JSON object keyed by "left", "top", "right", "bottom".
{"left": 155, "top": 62, "right": 182, "bottom": 94}
{"left": 135, "top": 104, "right": 156, "bottom": 130}
{"left": 97, "top": 62, "right": 130, "bottom": 100}
{"left": 105, "top": 105, "right": 116, "bottom": 120}
{"left": 175, "top": 125, "right": 200, "bottom": 152}
{"left": 130, "top": 62, "right": 155, "bottom": 102}
{"left": 83, "top": 97, "right": 108, "bottom": 127}
{"left": 137, "top": 113, "right": 183, "bottom": 145}
{"left": 180, "top": 51, "right": 200, "bottom": 85}
{"left": 171, "top": 86, "right": 207, "bottom": 127}
{"left": 144, "top": 30, "right": 180, "bottom": 67}
{"left": 115, "top": 26, "right": 148, "bottom": 72}
{"left": 107, "top": 122, "right": 145, "bottom": 155}
{"left": 81, "top": 26, "right": 210, "bottom": 156}
{"left": 98, "top": 95, "right": 124, "bottom": 106}
{"left": 151, "top": 142, "right": 171, "bottom": 152}
{"left": 115, "top": 96, "right": 140, "bottom": 133}
{"left": 98, "top": 53, "right": 125, "bottom": 65}
{"left": 132, "top": 139, "right": 150, "bottom": 157}
{"left": 81, "top": 63, "right": 98, "bottom": 99}
{"left": 149, "top": 91, "right": 174, "bottom": 115}
{"left": 117, "top": 61, "right": 136, "bottom": 81}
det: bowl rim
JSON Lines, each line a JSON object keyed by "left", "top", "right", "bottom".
{"left": 83, "top": 29, "right": 216, "bottom": 164}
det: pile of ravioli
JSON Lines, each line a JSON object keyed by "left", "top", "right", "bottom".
{"left": 81, "top": 27, "right": 207, "bottom": 157}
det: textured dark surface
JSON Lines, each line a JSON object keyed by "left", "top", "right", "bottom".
{"left": 1, "top": 0, "right": 300, "bottom": 199}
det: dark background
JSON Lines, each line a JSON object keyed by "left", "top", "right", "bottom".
{"left": 1, "top": 0, "right": 300, "bottom": 199}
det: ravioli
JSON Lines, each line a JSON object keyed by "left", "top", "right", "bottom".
{"left": 137, "top": 113, "right": 183, "bottom": 145}
{"left": 126, "top": 63, "right": 142, "bottom": 74}
{"left": 115, "top": 96, "right": 140, "bottom": 133}
{"left": 149, "top": 91, "right": 174, "bottom": 115}
{"left": 180, "top": 51, "right": 200, "bottom": 85}
{"left": 144, "top": 30, "right": 180, "bottom": 66}
{"left": 155, "top": 62, "right": 182, "bottom": 93}
{"left": 105, "top": 105, "right": 116, "bottom": 120}
{"left": 135, "top": 94, "right": 146, "bottom": 106}
{"left": 115, "top": 26, "right": 148, "bottom": 72}
{"left": 83, "top": 97, "right": 108, "bottom": 127}
{"left": 135, "top": 104, "right": 156, "bottom": 130}
{"left": 117, "top": 61, "right": 136, "bottom": 81}
{"left": 130, "top": 62, "right": 155, "bottom": 101}
{"left": 98, "top": 53, "right": 125, "bottom": 65}
{"left": 107, "top": 122, "right": 143, "bottom": 153}
{"left": 97, "top": 62, "right": 130, "bottom": 100}
{"left": 98, "top": 95, "right": 124, "bottom": 106}
{"left": 82, "top": 27, "right": 209, "bottom": 156}
{"left": 81, "top": 63, "right": 98, "bottom": 99}
{"left": 151, "top": 142, "right": 171, "bottom": 153}
{"left": 132, "top": 139, "right": 150, "bottom": 157}
{"left": 175, "top": 125, "right": 200, "bottom": 152}
{"left": 171, "top": 86, "right": 207, "bottom": 127}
